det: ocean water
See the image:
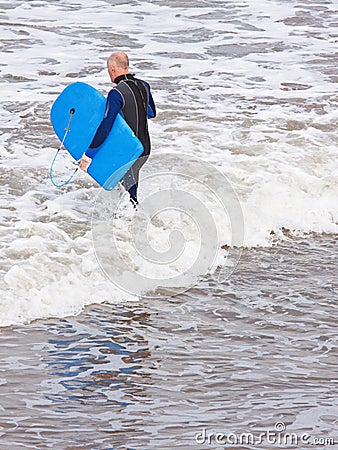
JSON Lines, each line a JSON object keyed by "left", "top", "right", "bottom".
{"left": 0, "top": 0, "right": 337, "bottom": 448}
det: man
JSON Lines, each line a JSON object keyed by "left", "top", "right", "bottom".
{"left": 79, "top": 51, "right": 156, "bottom": 206}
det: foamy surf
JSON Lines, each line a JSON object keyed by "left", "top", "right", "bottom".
{"left": 1, "top": 0, "right": 337, "bottom": 327}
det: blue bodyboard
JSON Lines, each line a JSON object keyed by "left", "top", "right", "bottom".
{"left": 50, "top": 82, "right": 144, "bottom": 190}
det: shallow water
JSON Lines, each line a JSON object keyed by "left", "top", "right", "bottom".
{"left": 0, "top": 0, "right": 337, "bottom": 447}
{"left": 1, "top": 0, "right": 337, "bottom": 324}
{"left": 0, "top": 235, "right": 337, "bottom": 449}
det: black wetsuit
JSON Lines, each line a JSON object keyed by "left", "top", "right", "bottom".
{"left": 86, "top": 73, "right": 156, "bottom": 204}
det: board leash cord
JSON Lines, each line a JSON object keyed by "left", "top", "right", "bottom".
{"left": 50, "top": 108, "right": 78, "bottom": 188}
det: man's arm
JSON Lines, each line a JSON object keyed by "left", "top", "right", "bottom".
{"left": 78, "top": 89, "right": 123, "bottom": 171}
{"left": 148, "top": 91, "right": 156, "bottom": 119}
{"left": 86, "top": 89, "right": 124, "bottom": 155}
{"left": 143, "top": 81, "right": 156, "bottom": 119}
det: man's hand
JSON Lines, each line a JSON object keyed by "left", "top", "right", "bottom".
{"left": 78, "top": 154, "right": 92, "bottom": 172}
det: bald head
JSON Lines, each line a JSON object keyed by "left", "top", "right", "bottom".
{"left": 107, "top": 52, "right": 129, "bottom": 70}
{"left": 106, "top": 52, "right": 129, "bottom": 82}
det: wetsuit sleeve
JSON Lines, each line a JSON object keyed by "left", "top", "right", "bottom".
{"left": 148, "top": 91, "right": 156, "bottom": 119}
{"left": 142, "top": 81, "right": 156, "bottom": 119}
{"left": 85, "top": 89, "right": 124, "bottom": 157}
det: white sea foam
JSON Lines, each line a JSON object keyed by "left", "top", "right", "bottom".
{"left": 0, "top": 0, "right": 337, "bottom": 326}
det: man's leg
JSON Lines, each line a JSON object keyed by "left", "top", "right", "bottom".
{"left": 121, "top": 156, "right": 148, "bottom": 207}
{"left": 122, "top": 168, "right": 138, "bottom": 206}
